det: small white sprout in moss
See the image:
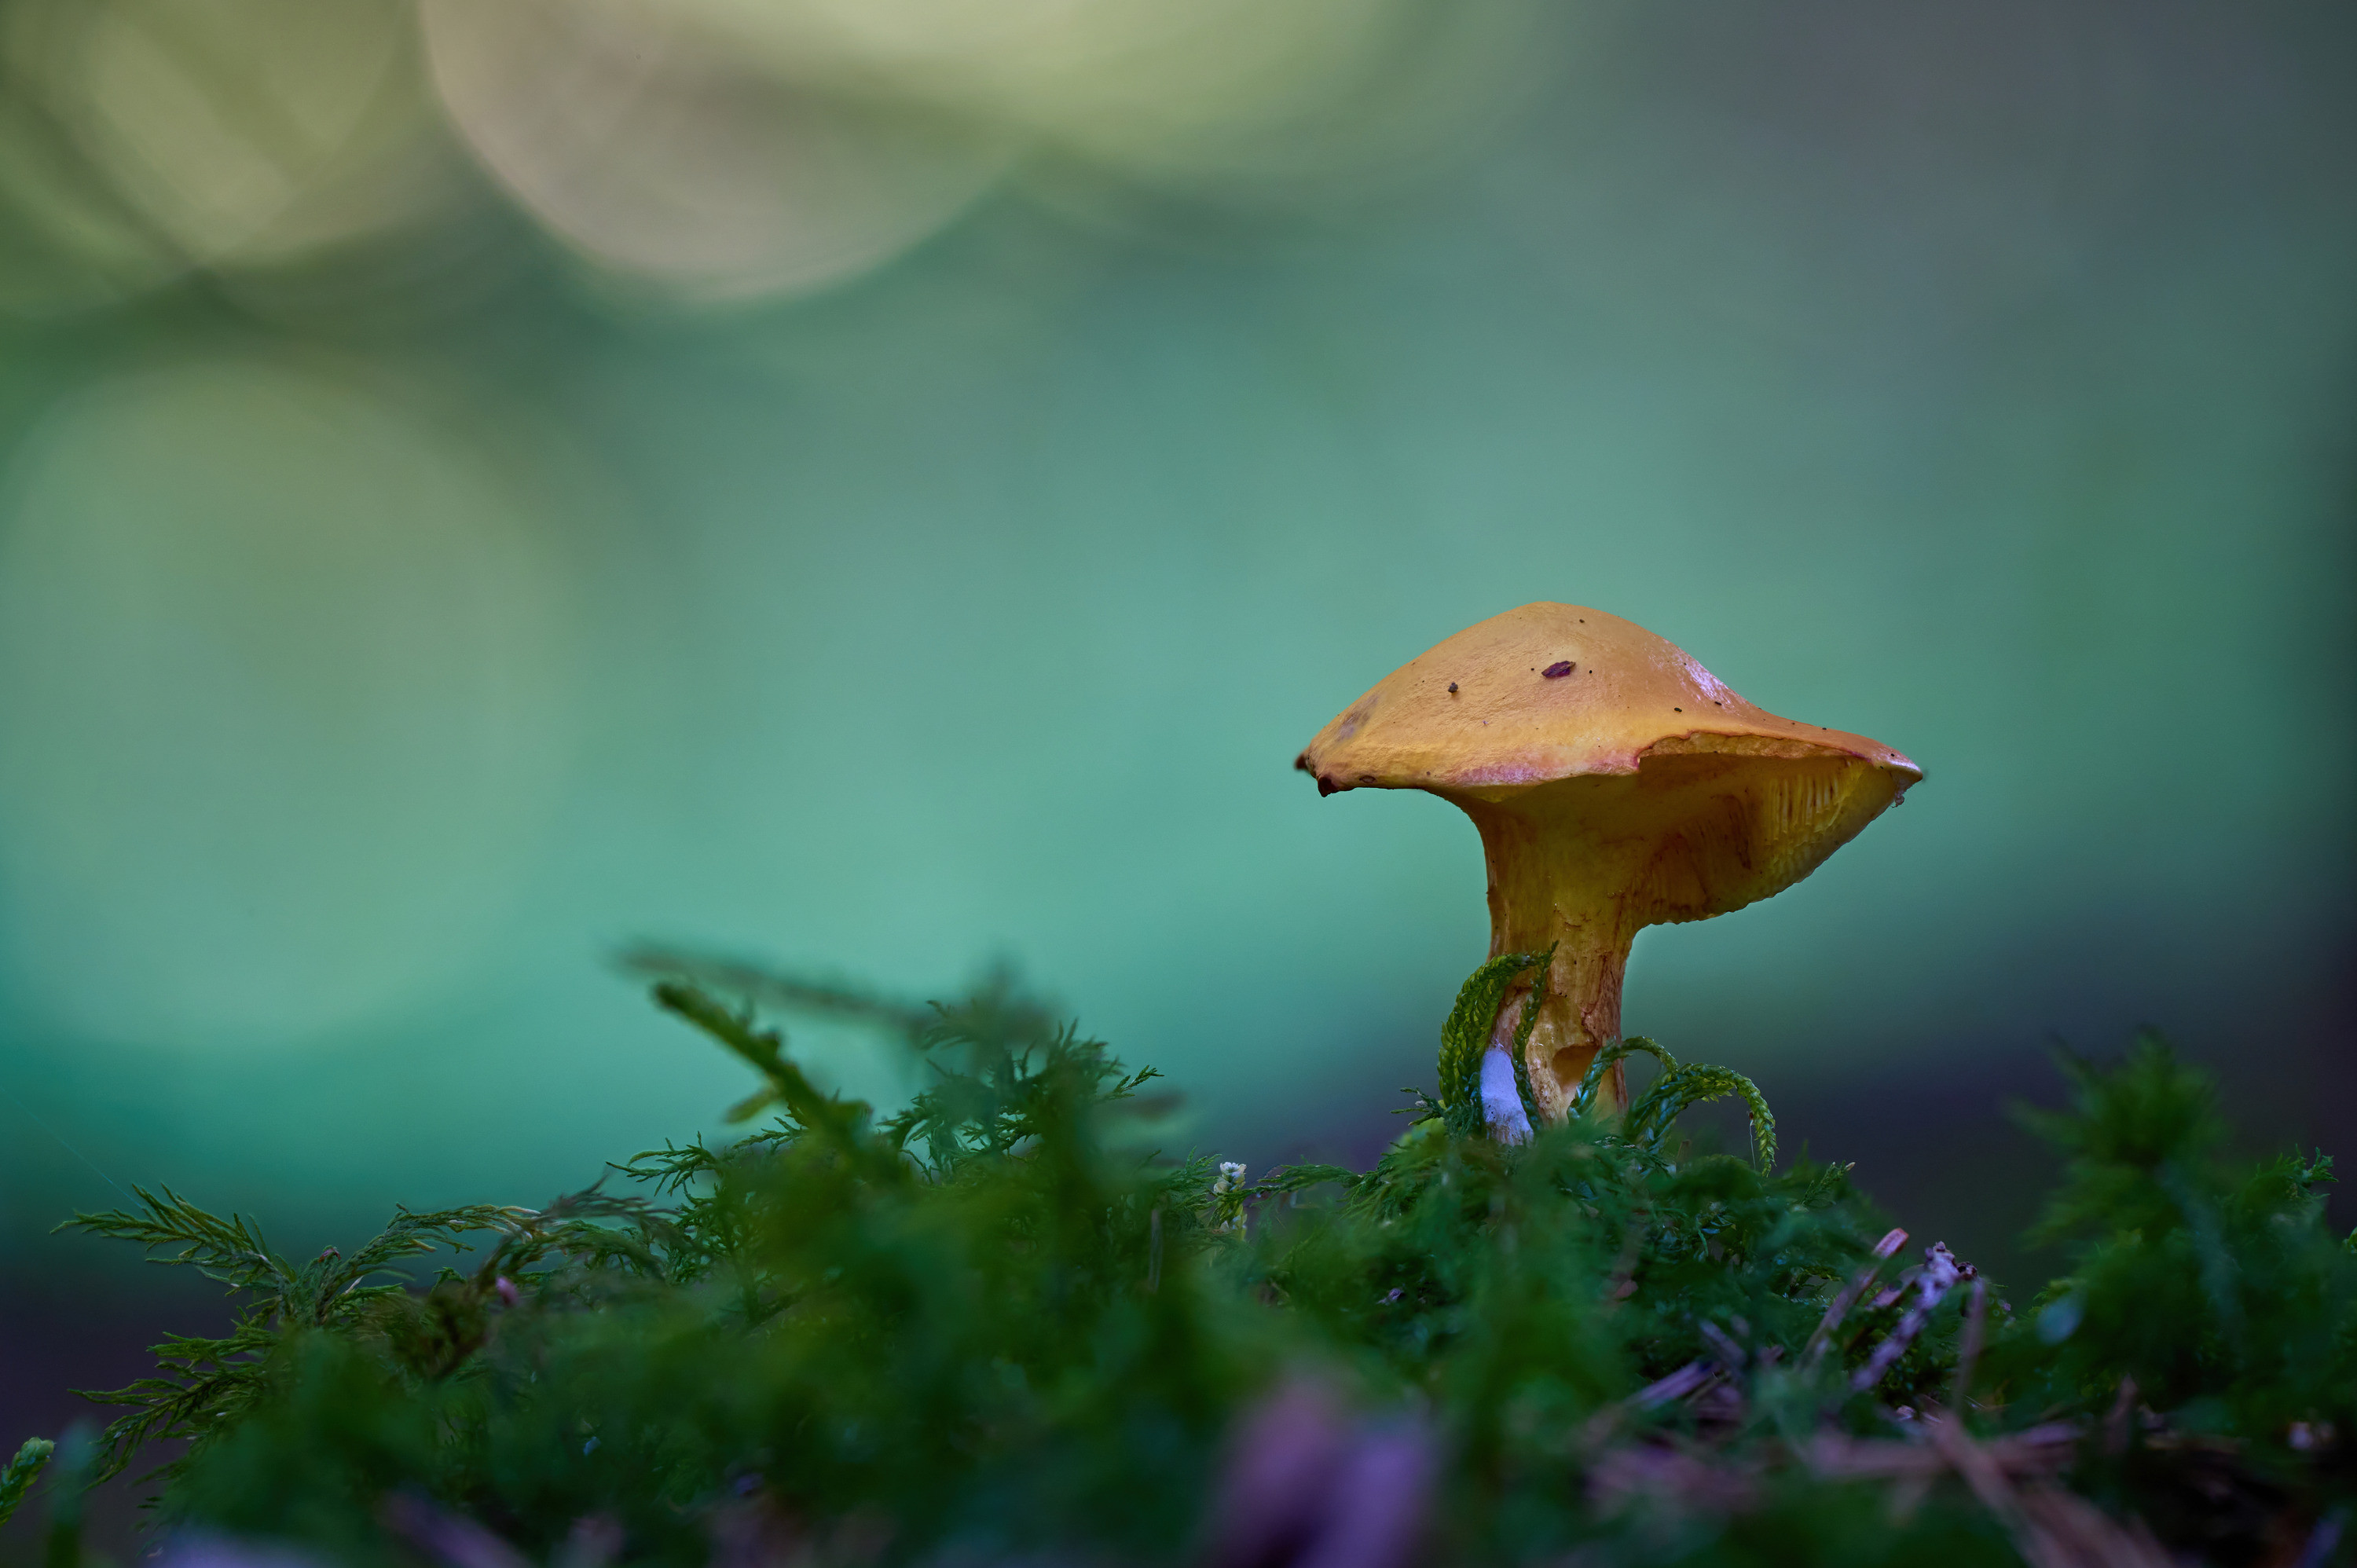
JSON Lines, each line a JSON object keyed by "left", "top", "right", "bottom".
{"left": 1212, "top": 1162, "right": 1248, "bottom": 1233}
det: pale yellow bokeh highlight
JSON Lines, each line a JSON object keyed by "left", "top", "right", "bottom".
{"left": 0, "top": 0, "right": 461, "bottom": 276}
{"left": 422, "top": 0, "right": 1017, "bottom": 303}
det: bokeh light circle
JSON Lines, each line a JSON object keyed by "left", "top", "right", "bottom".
{"left": 421, "top": 0, "right": 1015, "bottom": 303}
{"left": 663, "top": 0, "right": 1554, "bottom": 193}
{"left": 0, "top": 359, "right": 582, "bottom": 1051}
{"left": 0, "top": 0, "right": 460, "bottom": 290}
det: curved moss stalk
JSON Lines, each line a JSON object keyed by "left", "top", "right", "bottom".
{"left": 1438, "top": 949, "right": 1552, "bottom": 1141}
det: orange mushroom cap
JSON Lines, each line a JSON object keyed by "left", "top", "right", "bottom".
{"left": 1299, "top": 602, "right": 1917, "bottom": 796}
{"left": 1296, "top": 601, "right": 1921, "bottom": 929}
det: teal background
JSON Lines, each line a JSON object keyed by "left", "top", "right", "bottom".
{"left": 0, "top": 0, "right": 2350, "bottom": 1335}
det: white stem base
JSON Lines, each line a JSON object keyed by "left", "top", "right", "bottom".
{"left": 1479, "top": 1046, "right": 1532, "bottom": 1145}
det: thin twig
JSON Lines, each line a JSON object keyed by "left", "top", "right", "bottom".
{"left": 1852, "top": 1244, "right": 1967, "bottom": 1393}
{"left": 1950, "top": 1276, "right": 1988, "bottom": 1409}
{"left": 1698, "top": 1321, "right": 1748, "bottom": 1371}
{"left": 1627, "top": 1361, "right": 1716, "bottom": 1410}
{"left": 2293, "top": 1508, "right": 2348, "bottom": 1568}
{"left": 2102, "top": 1376, "right": 2139, "bottom": 1456}
{"left": 1802, "top": 1421, "right": 2078, "bottom": 1483}
{"left": 1920, "top": 1405, "right": 2017, "bottom": 1522}
{"left": 1803, "top": 1227, "right": 1908, "bottom": 1371}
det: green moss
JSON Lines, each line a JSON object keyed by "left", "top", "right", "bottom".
{"left": 25, "top": 961, "right": 2357, "bottom": 1566}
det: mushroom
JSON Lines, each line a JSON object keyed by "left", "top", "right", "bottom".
{"left": 1296, "top": 603, "right": 1920, "bottom": 1127}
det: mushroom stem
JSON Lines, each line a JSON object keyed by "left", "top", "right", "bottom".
{"left": 1457, "top": 787, "right": 1653, "bottom": 1121}
{"left": 1491, "top": 931, "right": 1633, "bottom": 1120}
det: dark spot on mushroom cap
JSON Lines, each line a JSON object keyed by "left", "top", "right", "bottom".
{"left": 1673, "top": 707, "right": 1682, "bottom": 712}
{"left": 1293, "top": 752, "right": 1314, "bottom": 773}
{"left": 1447, "top": 682, "right": 1458, "bottom": 694}
{"left": 1541, "top": 661, "right": 1574, "bottom": 679}
{"left": 1317, "top": 774, "right": 1340, "bottom": 797}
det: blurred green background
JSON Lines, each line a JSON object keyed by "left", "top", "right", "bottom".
{"left": 0, "top": 0, "right": 2352, "bottom": 1446}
